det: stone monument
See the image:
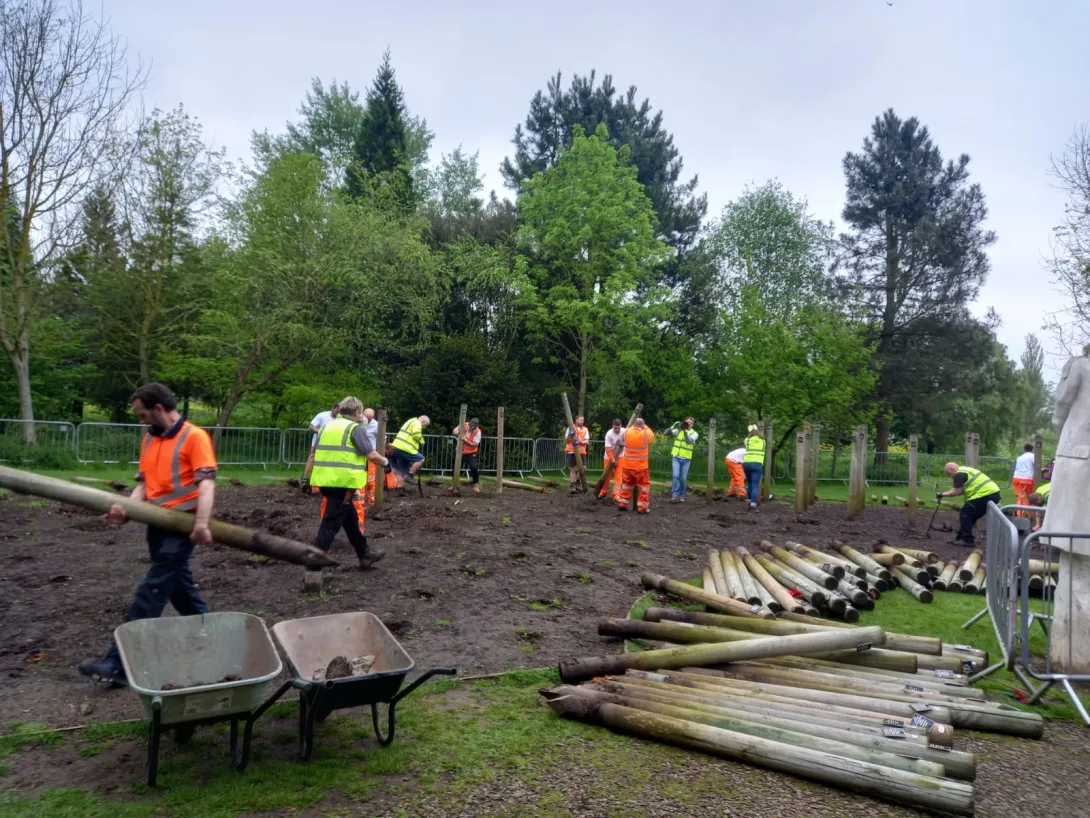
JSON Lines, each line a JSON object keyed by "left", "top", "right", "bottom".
{"left": 1041, "top": 348, "right": 1090, "bottom": 673}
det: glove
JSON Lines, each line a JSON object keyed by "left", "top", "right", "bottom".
{"left": 935, "top": 491, "right": 944, "bottom": 501}
{"left": 384, "top": 461, "right": 393, "bottom": 473}
{"left": 299, "top": 478, "right": 311, "bottom": 495}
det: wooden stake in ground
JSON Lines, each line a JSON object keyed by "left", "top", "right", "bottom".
{"left": 706, "top": 417, "right": 716, "bottom": 504}
{"left": 759, "top": 420, "right": 773, "bottom": 502}
{"left": 557, "top": 625, "right": 885, "bottom": 682}
{"left": 593, "top": 403, "right": 642, "bottom": 498}
{"left": 450, "top": 403, "right": 468, "bottom": 493}
{"left": 907, "top": 433, "right": 918, "bottom": 517}
{"left": 1033, "top": 433, "right": 1043, "bottom": 485}
{"left": 372, "top": 410, "right": 387, "bottom": 510}
{"left": 795, "top": 426, "right": 808, "bottom": 513}
{"left": 0, "top": 466, "right": 336, "bottom": 568}
{"left": 809, "top": 423, "right": 820, "bottom": 505}
{"left": 561, "top": 392, "right": 588, "bottom": 493}
{"left": 495, "top": 407, "right": 504, "bottom": 495}
{"left": 847, "top": 425, "right": 867, "bottom": 517}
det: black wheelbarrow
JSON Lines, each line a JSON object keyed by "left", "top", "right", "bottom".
{"left": 268, "top": 612, "right": 455, "bottom": 759}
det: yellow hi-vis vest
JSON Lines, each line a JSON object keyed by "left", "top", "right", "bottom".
{"left": 743, "top": 435, "right": 766, "bottom": 464}
{"left": 310, "top": 418, "right": 368, "bottom": 489}
{"left": 1037, "top": 482, "right": 1051, "bottom": 501}
{"left": 671, "top": 428, "right": 695, "bottom": 460}
{"left": 957, "top": 466, "right": 1000, "bottom": 501}
{"left": 392, "top": 418, "right": 423, "bottom": 455}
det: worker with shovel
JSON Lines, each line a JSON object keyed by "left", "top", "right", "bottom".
{"left": 390, "top": 415, "right": 430, "bottom": 487}
{"left": 937, "top": 462, "right": 1001, "bottom": 546}
{"left": 78, "top": 383, "right": 218, "bottom": 688}
{"left": 307, "top": 397, "right": 392, "bottom": 591}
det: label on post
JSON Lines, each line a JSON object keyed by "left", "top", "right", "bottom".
{"left": 911, "top": 713, "right": 936, "bottom": 730}
{"left": 882, "top": 718, "right": 905, "bottom": 727}
{"left": 749, "top": 604, "right": 762, "bottom": 614}
{"left": 962, "top": 660, "right": 976, "bottom": 675}
{"left": 821, "top": 563, "right": 834, "bottom": 574}
{"left": 928, "top": 742, "right": 951, "bottom": 751}
{"left": 904, "top": 684, "right": 925, "bottom": 693}
{"left": 855, "top": 642, "right": 873, "bottom": 652}
{"left": 953, "top": 644, "right": 975, "bottom": 652}
{"left": 882, "top": 726, "right": 906, "bottom": 738}
{"left": 911, "top": 703, "right": 933, "bottom": 714}
{"left": 934, "top": 669, "right": 956, "bottom": 679}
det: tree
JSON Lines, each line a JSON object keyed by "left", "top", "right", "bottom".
{"left": 0, "top": 0, "right": 144, "bottom": 440}
{"left": 1015, "top": 333, "right": 1052, "bottom": 440}
{"left": 841, "top": 109, "right": 997, "bottom": 455}
{"left": 1045, "top": 123, "right": 1090, "bottom": 352}
{"left": 517, "top": 124, "right": 670, "bottom": 416}
{"left": 501, "top": 71, "right": 706, "bottom": 253}
{"left": 344, "top": 51, "right": 420, "bottom": 210}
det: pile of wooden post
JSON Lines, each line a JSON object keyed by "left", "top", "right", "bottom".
{"left": 546, "top": 563, "right": 1048, "bottom": 815}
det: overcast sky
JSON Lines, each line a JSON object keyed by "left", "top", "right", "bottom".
{"left": 102, "top": 0, "right": 1089, "bottom": 378}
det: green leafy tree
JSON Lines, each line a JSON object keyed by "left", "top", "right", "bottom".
{"left": 841, "top": 109, "right": 997, "bottom": 456}
{"left": 517, "top": 123, "right": 670, "bottom": 417}
{"left": 1015, "top": 333, "right": 1053, "bottom": 440}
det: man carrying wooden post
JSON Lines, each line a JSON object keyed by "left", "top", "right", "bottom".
{"left": 565, "top": 414, "right": 590, "bottom": 494}
{"left": 453, "top": 417, "right": 483, "bottom": 494}
{"left": 599, "top": 418, "right": 626, "bottom": 501}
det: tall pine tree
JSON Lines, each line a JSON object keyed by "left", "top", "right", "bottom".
{"left": 345, "top": 51, "right": 416, "bottom": 210}
{"left": 841, "top": 109, "right": 996, "bottom": 456}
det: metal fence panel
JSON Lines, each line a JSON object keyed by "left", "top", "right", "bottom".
{"left": 0, "top": 419, "right": 76, "bottom": 463}
{"left": 282, "top": 427, "right": 312, "bottom": 468}
{"left": 204, "top": 426, "right": 284, "bottom": 467}
{"left": 76, "top": 422, "right": 145, "bottom": 464}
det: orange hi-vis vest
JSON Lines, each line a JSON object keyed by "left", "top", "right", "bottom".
{"left": 623, "top": 427, "right": 654, "bottom": 471}
{"left": 139, "top": 421, "right": 216, "bottom": 511}
{"left": 565, "top": 425, "right": 589, "bottom": 454}
{"left": 462, "top": 424, "right": 481, "bottom": 455}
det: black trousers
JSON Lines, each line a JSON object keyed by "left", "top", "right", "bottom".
{"left": 313, "top": 487, "right": 369, "bottom": 571}
{"left": 104, "top": 526, "right": 208, "bottom": 669}
{"left": 464, "top": 452, "right": 479, "bottom": 484}
{"left": 958, "top": 492, "right": 1002, "bottom": 543}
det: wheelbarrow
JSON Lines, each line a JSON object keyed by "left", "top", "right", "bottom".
{"left": 114, "top": 612, "right": 283, "bottom": 786}
{"left": 269, "top": 612, "right": 455, "bottom": 759}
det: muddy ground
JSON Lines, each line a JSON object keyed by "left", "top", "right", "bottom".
{"left": 2, "top": 482, "right": 981, "bottom": 728}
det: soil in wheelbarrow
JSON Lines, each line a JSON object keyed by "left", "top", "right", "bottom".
{"left": 0, "top": 483, "right": 988, "bottom": 727}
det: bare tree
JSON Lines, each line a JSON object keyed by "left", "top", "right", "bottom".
{"left": 0, "top": 0, "right": 145, "bottom": 441}
{"left": 1046, "top": 123, "right": 1090, "bottom": 354}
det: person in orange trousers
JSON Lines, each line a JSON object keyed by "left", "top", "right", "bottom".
{"left": 617, "top": 419, "right": 654, "bottom": 513}
{"left": 599, "top": 418, "right": 626, "bottom": 500}
{"left": 724, "top": 445, "right": 747, "bottom": 498}
{"left": 1010, "top": 443, "right": 1035, "bottom": 516}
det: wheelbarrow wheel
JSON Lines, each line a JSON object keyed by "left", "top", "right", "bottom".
{"left": 371, "top": 701, "right": 396, "bottom": 746}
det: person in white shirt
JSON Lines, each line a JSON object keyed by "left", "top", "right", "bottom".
{"left": 599, "top": 418, "right": 627, "bottom": 500}
{"left": 1011, "top": 443, "right": 1036, "bottom": 510}
{"left": 301, "top": 402, "right": 340, "bottom": 488}
{"left": 724, "top": 446, "right": 747, "bottom": 498}
{"left": 363, "top": 407, "right": 380, "bottom": 504}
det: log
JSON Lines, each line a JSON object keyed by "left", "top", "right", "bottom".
{"left": 72, "top": 476, "right": 129, "bottom": 491}
{"left": 926, "top": 562, "right": 942, "bottom": 578}
{"left": 786, "top": 541, "right": 863, "bottom": 578}
{"left": 880, "top": 495, "right": 889, "bottom": 505}
{"left": 893, "top": 562, "right": 931, "bottom": 585}
{"left": 899, "top": 547, "right": 940, "bottom": 565}
{"left": 864, "top": 572, "right": 889, "bottom": 592}
{"left": 731, "top": 551, "right": 765, "bottom": 606}
{"left": 556, "top": 625, "right": 885, "bottom": 683}
{"left": 789, "top": 546, "right": 846, "bottom": 579}
{"left": 834, "top": 577, "right": 868, "bottom": 607}
{"left": 718, "top": 548, "right": 746, "bottom": 599}
{"left": 702, "top": 567, "right": 716, "bottom": 597}
{"left": 958, "top": 552, "right": 983, "bottom": 582}
{"left": 764, "top": 543, "right": 839, "bottom": 589}
{"left": 0, "top": 465, "right": 335, "bottom": 568}
{"left": 546, "top": 685, "right": 947, "bottom": 779}
{"left": 870, "top": 553, "right": 905, "bottom": 567}
{"left": 774, "top": 612, "right": 943, "bottom": 656}
{"left": 890, "top": 565, "right": 934, "bottom": 603}
{"left": 1026, "top": 559, "right": 1057, "bottom": 576}
{"left": 755, "top": 553, "right": 829, "bottom": 609}
{"left": 738, "top": 547, "right": 802, "bottom": 613}
{"left": 541, "top": 693, "right": 975, "bottom": 816}
{"left": 593, "top": 403, "right": 642, "bottom": 497}
{"left": 707, "top": 550, "right": 730, "bottom": 597}
{"left": 965, "top": 567, "right": 986, "bottom": 595}
{"left": 878, "top": 544, "right": 923, "bottom": 568}
{"left": 641, "top": 572, "right": 770, "bottom": 618}
{"left": 837, "top": 543, "right": 894, "bottom": 580}
{"left": 588, "top": 680, "right": 975, "bottom": 781}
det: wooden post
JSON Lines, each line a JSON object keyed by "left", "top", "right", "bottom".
{"left": 706, "top": 417, "right": 716, "bottom": 504}
{"left": 450, "top": 403, "right": 467, "bottom": 491}
{"left": 847, "top": 425, "right": 867, "bottom": 518}
{"left": 795, "top": 427, "right": 807, "bottom": 513}
{"left": 373, "top": 410, "right": 387, "bottom": 510}
{"left": 495, "top": 407, "right": 505, "bottom": 494}
{"left": 560, "top": 392, "right": 587, "bottom": 493}
{"left": 808, "top": 424, "right": 820, "bottom": 505}
{"left": 760, "top": 421, "right": 773, "bottom": 502}
{"left": 594, "top": 404, "right": 642, "bottom": 498}
{"left": 965, "top": 432, "right": 980, "bottom": 468}
{"left": 1033, "top": 434, "right": 1043, "bottom": 484}
{"left": 907, "top": 434, "right": 918, "bottom": 518}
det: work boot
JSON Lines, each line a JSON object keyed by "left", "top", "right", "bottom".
{"left": 358, "top": 549, "right": 386, "bottom": 570}
{"left": 404, "top": 474, "right": 418, "bottom": 486}
{"left": 77, "top": 658, "right": 126, "bottom": 688}
{"left": 303, "top": 569, "right": 323, "bottom": 592}
{"left": 749, "top": 502, "right": 758, "bottom": 512}
{"left": 473, "top": 484, "right": 481, "bottom": 495}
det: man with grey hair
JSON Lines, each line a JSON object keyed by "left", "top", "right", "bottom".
{"left": 390, "top": 414, "right": 431, "bottom": 487}
{"left": 307, "top": 396, "right": 391, "bottom": 590}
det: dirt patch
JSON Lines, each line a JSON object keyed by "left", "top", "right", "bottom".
{"left": 0, "top": 485, "right": 998, "bottom": 728}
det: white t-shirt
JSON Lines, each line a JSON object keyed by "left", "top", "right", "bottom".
{"left": 1013, "top": 452, "right": 1035, "bottom": 479}
{"left": 310, "top": 410, "right": 337, "bottom": 445}
{"left": 604, "top": 427, "right": 626, "bottom": 449}
{"left": 726, "top": 447, "right": 746, "bottom": 463}
{"left": 364, "top": 418, "right": 379, "bottom": 448}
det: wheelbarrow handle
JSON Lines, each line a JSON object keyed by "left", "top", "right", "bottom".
{"left": 391, "top": 667, "right": 457, "bottom": 705}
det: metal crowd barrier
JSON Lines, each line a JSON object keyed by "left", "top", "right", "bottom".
{"left": 204, "top": 426, "right": 283, "bottom": 467}
{"left": 75, "top": 422, "right": 144, "bottom": 464}
{"left": 0, "top": 419, "right": 77, "bottom": 461}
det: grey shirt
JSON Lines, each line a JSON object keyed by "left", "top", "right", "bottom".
{"left": 350, "top": 424, "right": 376, "bottom": 457}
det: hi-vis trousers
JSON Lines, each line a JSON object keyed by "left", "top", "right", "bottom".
{"left": 618, "top": 467, "right": 651, "bottom": 513}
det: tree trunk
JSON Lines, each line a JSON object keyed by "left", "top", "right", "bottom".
{"left": 577, "top": 332, "right": 588, "bottom": 418}
{"left": 11, "top": 343, "right": 36, "bottom": 443}
{"left": 874, "top": 416, "right": 890, "bottom": 465}
{"left": 213, "top": 388, "right": 245, "bottom": 449}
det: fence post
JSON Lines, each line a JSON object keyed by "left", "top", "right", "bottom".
{"left": 706, "top": 417, "right": 716, "bottom": 504}
{"left": 760, "top": 420, "right": 773, "bottom": 502}
{"left": 965, "top": 431, "right": 981, "bottom": 468}
{"left": 450, "top": 403, "right": 467, "bottom": 491}
{"left": 808, "top": 423, "right": 820, "bottom": 504}
{"left": 496, "top": 407, "right": 505, "bottom": 494}
{"left": 373, "top": 410, "right": 387, "bottom": 510}
{"left": 848, "top": 425, "right": 867, "bottom": 518}
{"left": 1033, "top": 434, "right": 1043, "bottom": 484}
{"left": 908, "top": 434, "right": 918, "bottom": 517}
{"left": 795, "top": 424, "right": 808, "bottom": 513}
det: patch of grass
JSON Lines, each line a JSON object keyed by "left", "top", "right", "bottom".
{"left": 598, "top": 558, "right": 618, "bottom": 567}
{"left": 502, "top": 516, "right": 511, "bottom": 525}
{"left": 0, "top": 722, "right": 64, "bottom": 758}
{"left": 578, "top": 571, "right": 594, "bottom": 585}
{"left": 436, "top": 619, "right": 452, "bottom": 628}
{"left": 528, "top": 598, "right": 563, "bottom": 612}
{"left": 627, "top": 539, "right": 649, "bottom": 549}
{"left": 247, "top": 554, "right": 270, "bottom": 565}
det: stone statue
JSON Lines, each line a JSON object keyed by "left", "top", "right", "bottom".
{"left": 1042, "top": 347, "right": 1090, "bottom": 673}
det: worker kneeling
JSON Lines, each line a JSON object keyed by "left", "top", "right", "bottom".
{"left": 617, "top": 419, "right": 655, "bottom": 514}
{"left": 390, "top": 415, "right": 430, "bottom": 487}
{"left": 309, "top": 396, "right": 391, "bottom": 590}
